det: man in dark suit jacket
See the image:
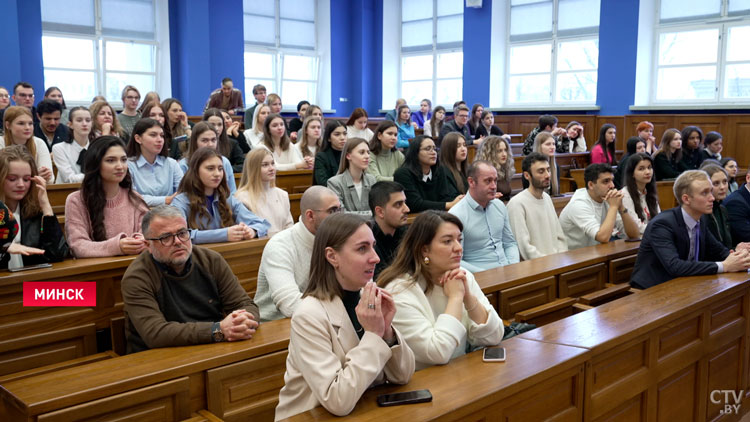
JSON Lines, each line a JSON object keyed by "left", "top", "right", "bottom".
{"left": 438, "top": 104, "right": 472, "bottom": 146}
{"left": 631, "top": 170, "right": 750, "bottom": 289}
{"left": 724, "top": 171, "right": 750, "bottom": 245}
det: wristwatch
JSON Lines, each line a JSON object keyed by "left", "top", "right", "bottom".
{"left": 211, "top": 322, "right": 225, "bottom": 342}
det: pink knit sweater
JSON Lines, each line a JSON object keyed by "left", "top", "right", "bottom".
{"left": 65, "top": 187, "right": 148, "bottom": 258}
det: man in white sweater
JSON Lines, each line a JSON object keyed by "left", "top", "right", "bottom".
{"left": 254, "top": 186, "right": 341, "bottom": 321}
{"left": 507, "top": 153, "right": 568, "bottom": 259}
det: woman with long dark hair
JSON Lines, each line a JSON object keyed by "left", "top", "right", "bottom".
{"left": 126, "top": 118, "right": 183, "bottom": 206}
{"left": 178, "top": 122, "right": 237, "bottom": 193}
{"left": 702, "top": 163, "right": 733, "bottom": 249}
{"left": 620, "top": 153, "right": 660, "bottom": 236}
{"left": 261, "top": 113, "right": 311, "bottom": 171}
{"left": 368, "top": 120, "right": 404, "bottom": 182}
{"left": 681, "top": 125, "right": 704, "bottom": 169}
{"left": 314, "top": 120, "right": 347, "bottom": 186}
{"left": 591, "top": 123, "right": 617, "bottom": 165}
{"left": 423, "top": 105, "right": 445, "bottom": 139}
{"left": 654, "top": 129, "right": 688, "bottom": 180}
{"left": 203, "top": 107, "right": 245, "bottom": 172}
{"left": 438, "top": 132, "right": 468, "bottom": 195}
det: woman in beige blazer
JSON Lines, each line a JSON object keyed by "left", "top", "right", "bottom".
{"left": 275, "top": 213, "right": 415, "bottom": 420}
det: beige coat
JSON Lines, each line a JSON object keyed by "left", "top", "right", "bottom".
{"left": 275, "top": 295, "right": 415, "bottom": 420}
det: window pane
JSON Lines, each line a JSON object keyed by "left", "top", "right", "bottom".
{"left": 509, "top": 44, "right": 551, "bottom": 74}
{"left": 437, "top": 0, "right": 463, "bottom": 16}
{"left": 556, "top": 71, "right": 597, "bottom": 102}
{"left": 557, "top": 39, "right": 598, "bottom": 71}
{"left": 41, "top": 0, "right": 95, "bottom": 32}
{"left": 435, "top": 79, "right": 461, "bottom": 105}
{"left": 508, "top": 74, "right": 550, "bottom": 103}
{"left": 727, "top": 26, "right": 750, "bottom": 62}
{"left": 280, "top": 19, "right": 316, "bottom": 48}
{"left": 244, "top": 15, "right": 276, "bottom": 44}
{"left": 244, "top": 52, "right": 275, "bottom": 78}
{"left": 660, "top": 0, "right": 720, "bottom": 20}
{"left": 245, "top": 79, "right": 275, "bottom": 99}
{"left": 725, "top": 64, "right": 750, "bottom": 98}
{"left": 281, "top": 81, "right": 316, "bottom": 106}
{"left": 436, "top": 52, "right": 462, "bottom": 78}
{"left": 656, "top": 66, "right": 716, "bottom": 100}
{"left": 44, "top": 69, "right": 96, "bottom": 102}
{"left": 42, "top": 36, "right": 95, "bottom": 70}
{"left": 101, "top": 0, "right": 154, "bottom": 38}
{"left": 402, "top": 0, "right": 432, "bottom": 21}
{"left": 558, "top": 0, "right": 600, "bottom": 31}
{"left": 105, "top": 42, "right": 154, "bottom": 72}
{"left": 729, "top": 0, "right": 750, "bottom": 13}
{"left": 402, "top": 81, "right": 433, "bottom": 105}
{"left": 658, "top": 30, "right": 718, "bottom": 65}
{"left": 402, "top": 20, "right": 433, "bottom": 49}
{"left": 280, "top": 0, "right": 315, "bottom": 20}
{"left": 436, "top": 15, "right": 462, "bottom": 45}
{"left": 105, "top": 73, "right": 155, "bottom": 101}
{"left": 243, "top": 0, "right": 275, "bottom": 16}
{"left": 283, "top": 55, "right": 316, "bottom": 80}
{"left": 510, "top": 2, "right": 552, "bottom": 37}
{"left": 402, "top": 55, "right": 434, "bottom": 81}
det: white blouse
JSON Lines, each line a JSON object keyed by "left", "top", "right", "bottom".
{"left": 0, "top": 136, "right": 55, "bottom": 183}
{"left": 258, "top": 143, "right": 304, "bottom": 171}
{"left": 346, "top": 125, "right": 374, "bottom": 142}
{"left": 52, "top": 140, "right": 89, "bottom": 184}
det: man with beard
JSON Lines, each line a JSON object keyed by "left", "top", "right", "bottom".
{"left": 507, "top": 152, "right": 568, "bottom": 260}
{"left": 121, "top": 205, "right": 259, "bottom": 353}
{"left": 34, "top": 99, "right": 69, "bottom": 151}
{"left": 368, "top": 181, "right": 410, "bottom": 280}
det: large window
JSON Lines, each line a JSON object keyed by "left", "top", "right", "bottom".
{"left": 243, "top": 0, "right": 319, "bottom": 108}
{"left": 400, "top": 0, "right": 463, "bottom": 106}
{"left": 40, "top": 0, "right": 158, "bottom": 105}
{"left": 652, "top": 0, "right": 750, "bottom": 103}
{"left": 506, "top": 0, "right": 600, "bottom": 105}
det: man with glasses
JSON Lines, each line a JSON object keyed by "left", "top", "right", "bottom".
{"left": 254, "top": 186, "right": 342, "bottom": 321}
{"left": 117, "top": 85, "right": 141, "bottom": 139}
{"left": 0, "top": 82, "right": 38, "bottom": 130}
{"left": 122, "top": 205, "right": 260, "bottom": 353}
{"left": 438, "top": 104, "right": 472, "bottom": 146}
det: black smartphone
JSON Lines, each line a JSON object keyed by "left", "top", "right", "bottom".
{"left": 483, "top": 346, "right": 506, "bottom": 362}
{"left": 173, "top": 134, "right": 188, "bottom": 142}
{"left": 376, "top": 389, "right": 432, "bottom": 407}
{"left": 8, "top": 263, "right": 52, "bottom": 272}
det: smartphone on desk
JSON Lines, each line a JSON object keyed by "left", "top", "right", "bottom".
{"left": 483, "top": 346, "right": 506, "bottom": 362}
{"left": 8, "top": 263, "right": 52, "bottom": 272}
{"left": 376, "top": 389, "right": 432, "bottom": 407}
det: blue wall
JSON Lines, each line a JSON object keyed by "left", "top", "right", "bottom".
{"left": 462, "top": 3, "right": 492, "bottom": 108}
{"left": 597, "top": 0, "right": 640, "bottom": 115}
{"left": 0, "top": 0, "right": 44, "bottom": 100}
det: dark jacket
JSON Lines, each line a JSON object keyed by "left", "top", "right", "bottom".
{"left": 523, "top": 126, "right": 567, "bottom": 155}
{"left": 372, "top": 222, "right": 407, "bottom": 281}
{"left": 701, "top": 149, "right": 721, "bottom": 162}
{"left": 440, "top": 166, "right": 467, "bottom": 196}
{"left": 0, "top": 212, "right": 68, "bottom": 269}
{"left": 229, "top": 133, "right": 251, "bottom": 154}
{"left": 654, "top": 153, "right": 689, "bottom": 181}
{"left": 393, "top": 166, "right": 455, "bottom": 212}
{"left": 289, "top": 117, "right": 304, "bottom": 134}
{"left": 227, "top": 138, "right": 245, "bottom": 173}
{"left": 630, "top": 207, "right": 729, "bottom": 289}
{"left": 34, "top": 122, "right": 70, "bottom": 152}
{"left": 682, "top": 147, "right": 704, "bottom": 170}
{"left": 615, "top": 137, "right": 643, "bottom": 189}
{"left": 313, "top": 147, "right": 342, "bottom": 186}
{"left": 706, "top": 200, "right": 733, "bottom": 249}
{"left": 438, "top": 120, "right": 472, "bottom": 147}
{"left": 724, "top": 185, "right": 750, "bottom": 245}
{"left": 473, "top": 124, "right": 503, "bottom": 139}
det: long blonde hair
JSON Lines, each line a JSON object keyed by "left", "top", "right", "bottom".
{"left": 475, "top": 135, "right": 514, "bottom": 184}
{"left": 0, "top": 145, "right": 41, "bottom": 218}
{"left": 2, "top": 106, "right": 37, "bottom": 159}
{"left": 236, "top": 148, "right": 276, "bottom": 212}
{"left": 533, "top": 132, "right": 559, "bottom": 195}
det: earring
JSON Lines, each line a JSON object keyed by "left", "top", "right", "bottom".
{"left": 423, "top": 256, "right": 430, "bottom": 265}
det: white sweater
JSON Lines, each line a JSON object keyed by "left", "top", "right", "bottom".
{"left": 620, "top": 187, "right": 659, "bottom": 235}
{"left": 507, "top": 189, "right": 568, "bottom": 260}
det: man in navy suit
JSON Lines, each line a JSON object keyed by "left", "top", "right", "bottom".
{"left": 724, "top": 169, "right": 750, "bottom": 245}
{"left": 631, "top": 170, "right": 750, "bottom": 289}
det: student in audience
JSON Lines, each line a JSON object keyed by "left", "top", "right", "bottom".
{"left": 303, "top": 104, "right": 324, "bottom": 124}
{"left": 33, "top": 99, "right": 69, "bottom": 151}
{"left": 327, "top": 137, "right": 376, "bottom": 215}
{"left": 126, "top": 118, "right": 183, "bottom": 206}
{"left": 10, "top": 82, "right": 38, "bottom": 122}
{"left": 345, "top": 107, "right": 374, "bottom": 141}
{"left": 411, "top": 98, "right": 432, "bottom": 129}
{"left": 294, "top": 116, "right": 322, "bottom": 160}
{"left": 0, "top": 146, "right": 67, "bottom": 269}
{"left": 89, "top": 101, "right": 126, "bottom": 141}
{"left": 91, "top": 95, "right": 107, "bottom": 103}
{"left": 171, "top": 148, "right": 269, "bottom": 244}
{"left": 702, "top": 131, "right": 723, "bottom": 161}
{"left": 0, "top": 87, "right": 10, "bottom": 111}
{"left": 654, "top": 128, "right": 689, "bottom": 180}
{"left": 267, "top": 93, "right": 283, "bottom": 114}
{"left": 276, "top": 213, "right": 414, "bottom": 419}
{"left": 163, "top": 98, "right": 192, "bottom": 140}
{"left": 378, "top": 210, "right": 503, "bottom": 370}
{"left": 438, "top": 132, "right": 469, "bottom": 195}
{"left": 369, "top": 181, "right": 409, "bottom": 280}
{"left": 255, "top": 186, "right": 341, "bottom": 321}
{"left": 203, "top": 108, "right": 245, "bottom": 172}
{"left": 137, "top": 91, "right": 160, "bottom": 114}
{"left": 524, "top": 132, "right": 560, "bottom": 196}
{"left": 473, "top": 110, "right": 503, "bottom": 140}
{"left": 205, "top": 77, "right": 243, "bottom": 114}
{"left": 384, "top": 98, "right": 406, "bottom": 121}
{"left": 244, "top": 103, "right": 270, "bottom": 148}
{"left": 65, "top": 136, "right": 149, "bottom": 258}
{"left": 1, "top": 106, "right": 54, "bottom": 183}
{"left": 178, "top": 122, "right": 237, "bottom": 193}
{"left": 562, "top": 121, "right": 587, "bottom": 153}
{"left": 475, "top": 135, "right": 514, "bottom": 201}
{"left": 467, "top": 103, "right": 484, "bottom": 138}
{"left": 631, "top": 170, "right": 750, "bottom": 289}
{"left": 288, "top": 100, "right": 309, "bottom": 133}
{"left": 52, "top": 106, "right": 91, "bottom": 184}
{"left": 221, "top": 110, "right": 250, "bottom": 154}
{"left": 620, "top": 153, "right": 660, "bottom": 236}
{"left": 368, "top": 120, "right": 404, "bottom": 182}
{"left": 724, "top": 165, "right": 750, "bottom": 245}
{"left": 559, "top": 163, "right": 640, "bottom": 249}
{"left": 235, "top": 148, "right": 293, "bottom": 237}
{"left": 722, "top": 157, "right": 739, "bottom": 193}
{"left": 681, "top": 126, "right": 704, "bottom": 169}
{"left": 438, "top": 104, "right": 472, "bottom": 146}
{"left": 395, "top": 104, "right": 416, "bottom": 149}
{"left": 523, "top": 114, "right": 566, "bottom": 155}
{"left": 394, "top": 136, "right": 463, "bottom": 212}
{"left": 261, "top": 113, "right": 311, "bottom": 171}
{"left": 314, "top": 120, "right": 347, "bottom": 186}
{"left": 121, "top": 204, "right": 259, "bottom": 354}
{"left": 244, "top": 83, "right": 267, "bottom": 129}
{"left": 0, "top": 200, "right": 45, "bottom": 262}
{"left": 591, "top": 123, "right": 617, "bottom": 165}
{"left": 636, "top": 121, "right": 656, "bottom": 155}
{"left": 449, "top": 161, "right": 519, "bottom": 271}
{"left": 507, "top": 153, "right": 567, "bottom": 260}
{"left": 614, "top": 136, "right": 646, "bottom": 189}
{"left": 143, "top": 101, "right": 175, "bottom": 159}
{"left": 117, "top": 85, "right": 141, "bottom": 139}
{"left": 423, "top": 105, "right": 445, "bottom": 139}
{"left": 701, "top": 163, "right": 733, "bottom": 249}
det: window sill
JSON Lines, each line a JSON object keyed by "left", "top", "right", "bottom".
{"left": 487, "top": 105, "right": 600, "bottom": 112}
{"left": 630, "top": 104, "right": 750, "bottom": 111}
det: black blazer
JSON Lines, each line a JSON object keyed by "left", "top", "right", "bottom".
{"left": 473, "top": 125, "right": 503, "bottom": 139}
{"left": 0, "top": 213, "right": 68, "bottom": 269}
{"left": 313, "top": 147, "right": 342, "bottom": 186}
{"left": 393, "top": 166, "right": 454, "bottom": 212}
{"left": 630, "top": 207, "right": 729, "bottom": 289}
{"left": 724, "top": 185, "right": 750, "bottom": 245}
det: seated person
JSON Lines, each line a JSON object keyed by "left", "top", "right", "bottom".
{"left": 34, "top": 99, "right": 69, "bottom": 151}
{"left": 122, "top": 205, "right": 259, "bottom": 354}
{"left": 275, "top": 213, "right": 414, "bottom": 419}
{"left": 2, "top": 106, "right": 55, "bottom": 183}
{"left": 449, "top": 161, "right": 519, "bottom": 271}
{"left": 204, "top": 77, "right": 243, "bottom": 114}
{"left": 0, "top": 146, "right": 68, "bottom": 269}
{"left": 288, "top": 100, "right": 309, "bottom": 134}
{"left": 260, "top": 113, "right": 311, "bottom": 171}
{"left": 507, "top": 153, "right": 567, "bottom": 260}
{"left": 620, "top": 153, "right": 660, "bottom": 236}
{"left": 473, "top": 110, "right": 503, "bottom": 140}
{"left": 702, "top": 131, "right": 723, "bottom": 161}
{"left": 178, "top": 122, "right": 236, "bottom": 193}
{"left": 654, "top": 129, "right": 689, "bottom": 181}
{"left": 221, "top": 110, "right": 250, "bottom": 154}
{"left": 171, "top": 148, "right": 269, "bottom": 244}
{"left": 475, "top": 135, "right": 514, "bottom": 201}
{"left": 378, "top": 211, "right": 503, "bottom": 370}
{"left": 368, "top": 120, "right": 404, "bottom": 182}
{"left": 117, "top": 85, "right": 141, "bottom": 139}
{"left": 369, "top": 181, "right": 410, "bottom": 280}
{"left": 395, "top": 104, "right": 416, "bottom": 149}
{"left": 438, "top": 104, "right": 472, "bottom": 146}
{"left": 724, "top": 164, "right": 750, "bottom": 244}
{"left": 243, "top": 103, "right": 269, "bottom": 148}
{"left": 559, "top": 163, "right": 640, "bottom": 249}
{"left": 126, "top": 118, "right": 183, "bottom": 206}
{"left": 294, "top": 116, "right": 323, "bottom": 160}
{"left": 522, "top": 114, "right": 566, "bottom": 155}
{"left": 702, "top": 163, "right": 732, "bottom": 248}
{"left": 384, "top": 98, "right": 406, "bottom": 122}
{"left": 254, "top": 186, "right": 341, "bottom": 321}
{"left": 52, "top": 106, "right": 91, "bottom": 184}
{"left": 327, "top": 137, "right": 376, "bottom": 215}
{"left": 681, "top": 126, "right": 705, "bottom": 170}
{"left": 411, "top": 98, "right": 432, "bottom": 129}
{"left": 562, "top": 121, "right": 586, "bottom": 153}
{"left": 590, "top": 124, "right": 617, "bottom": 165}
{"left": 203, "top": 108, "right": 245, "bottom": 173}
{"left": 630, "top": 170, "right": 750, "bottom": 289}
{"left": 614, "top": 136, "right": 646, "bottom": 189}
{"left": 313, "top": 120, "right": 347, "bottom": 186}
{"left": 65, "top": 136, "right": 149, "bottom": 258}
{"left": 438, "top": 132, "right": 469, "bottom": 195}
{"left": 243, "top": 83, "right": 266, "bottom": 129}
{"left": 722, "top": 157, "right": 739, "bottom": 193}
{"left": 0, "top": 200, "right": 46, "bottom": 262}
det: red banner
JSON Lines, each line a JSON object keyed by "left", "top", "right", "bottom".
{"left": 23, "top": 282, "right": 97, "bottom": 307}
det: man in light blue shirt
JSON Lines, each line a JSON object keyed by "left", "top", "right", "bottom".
{"left": 449, "top": 160, "right": 519, "bottom": 272}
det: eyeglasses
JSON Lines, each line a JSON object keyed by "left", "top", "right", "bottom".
{"left": 147, "top": 229, "right": 191, "bottom": 246}
{"left": 312, "top": 206, "right": 343, "bottom": 215}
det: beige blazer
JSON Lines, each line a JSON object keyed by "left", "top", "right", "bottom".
{"left": 275, "top": 295, "right": 415, "bottom": 420}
